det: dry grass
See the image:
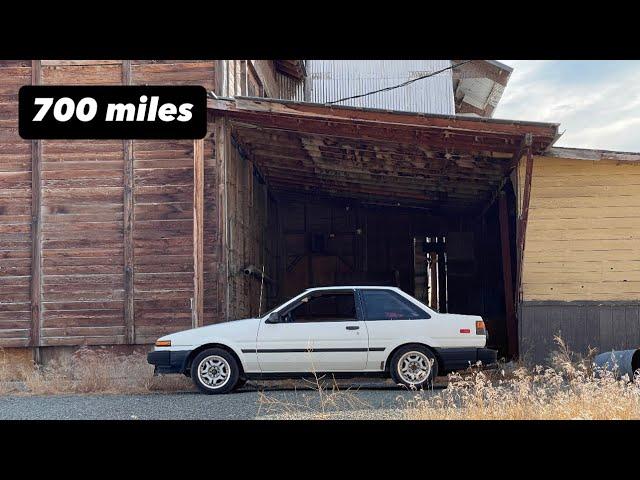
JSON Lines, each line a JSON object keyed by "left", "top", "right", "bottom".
{"left": 257, "top": 372, "right": 372, "bottom": 419}
{"left": 256, "top": 348, "right": 372, "bottom": 419}
{"left": 402, "top": 337, "right": 640, "bottom": 420}
{"left": 256, "top": 337, "right": 640, "bottom": 420}
{"left": 0, "top": 347, "right": 194, "bottom": 396}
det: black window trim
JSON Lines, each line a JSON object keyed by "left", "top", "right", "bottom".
{"left": 357, "top": 288, "right": 431, "bottom": 321}
{"left": 279, "top": 288, "right": 363, "bottom": 323}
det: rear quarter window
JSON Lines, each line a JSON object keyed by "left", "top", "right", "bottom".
{"left": 360, "top": 290, "right": 429, "bottom": 321}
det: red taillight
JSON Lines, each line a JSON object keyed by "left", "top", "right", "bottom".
{"left": 460, "top": 328, "right": 471, "bottom": 334}
{"left": 476, "top": 320, "right": 486, "bottom": 336}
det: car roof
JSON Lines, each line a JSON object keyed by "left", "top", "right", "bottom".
{"left": 304, "top": 286, "right": 400, "bottom": 292}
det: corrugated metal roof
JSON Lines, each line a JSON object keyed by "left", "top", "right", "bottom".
{"left": 284, "top": 60, "right": 456, "bottom": 115}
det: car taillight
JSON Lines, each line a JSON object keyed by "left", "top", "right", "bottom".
{"left": 476, "top": 320, "right": 486, "bottom": 336}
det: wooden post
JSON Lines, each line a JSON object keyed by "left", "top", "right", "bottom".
{"left": 30, "top": 60, "right": 43, "bottom": 362}
{"left": 122, "top": 60, "right": 135, "bottom": 344}
{"left": 429, "top": 253, "right": 438, "bottom": 308}
{"left": 215, "top": 117, "right": 230, "bottom": 322}
{"left": 499, "top": 193, "right": 517, "bottom": 358}
{"left": 438, "top": 248, "right": 447, "bottom": 313}
{"left": 193, "top": 138, "right": 205, "bottom": 328}
{"left": 516, "top": 142, "right": 534, "bottom": 303}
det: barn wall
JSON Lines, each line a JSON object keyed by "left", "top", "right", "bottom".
{"left": 223, "top": 140, "right": 278, "bottom": 321}
{"left": 0, "top": 61, "right": 32, "bottom": 347}
{"left": 519, "top": 156, "right": 640, "bottom": 361}
{"left": 0, "top": 60, "right": 222, "bottom": 349}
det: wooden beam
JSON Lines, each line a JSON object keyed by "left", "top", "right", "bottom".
{"left": 429, "top": 253, "right": 438, "bottom": 308}
{"left": 255, "top": 164, "right": 500, "bottom": 192}
{"left": 479, "top": 133, "right": 532, "bottom": 218}
{"left": 193, "top": 138, "right": 205, "bottom": 328}
{"left": 516, "top": 144, "right": 534, "bottom": 303}
{"left": 29, "top": 60, "right": 42, "bottom": 361}
{"left": 499, "top": 193, "right": 517, "bottom": 358}
{"left": 122, "top": 60, "right": 135, "bottom": 344}
{"left": 228, "top": 116, "right": 527, "bottom": 154}
{"left": 209, "top": 97, "right": 559, "bottom": 141}
{"left": 215, "top": 117, "right": 230, "bottom": 322}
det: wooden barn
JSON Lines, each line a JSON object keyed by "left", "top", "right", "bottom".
{"left": 1, "top": 60, "right": 639, "bottom": 364}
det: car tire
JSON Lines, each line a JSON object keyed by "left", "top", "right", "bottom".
{"left": 389, "top": 345, "right": 438, "bottom": 390}
{"left": 191, "top": 348, "right": 240, "bottom": 394}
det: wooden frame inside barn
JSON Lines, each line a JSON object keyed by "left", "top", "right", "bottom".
{"left": 2, "top": 60, "right": 640, "bottom": 364}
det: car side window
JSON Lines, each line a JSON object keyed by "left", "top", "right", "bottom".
{"left": 287, "top": 292, "right": 357, "bottom": 323}
{"left": 360, "top": 290, "right": 428, "bottom": 321}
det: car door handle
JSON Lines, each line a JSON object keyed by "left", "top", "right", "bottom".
{"left": 346, "top": 326, "right": 360, "bottom": 330}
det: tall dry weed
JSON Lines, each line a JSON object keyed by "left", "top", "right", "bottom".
{"left": 403, "top": 336, "right": 640, "bottom": 420}
{"left": 0, "top": 347, "right": 193, "bottom": 396}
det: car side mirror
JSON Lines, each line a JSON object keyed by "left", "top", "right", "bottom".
{"left": 265, "top": 312, "right": 280, "bottom": 324}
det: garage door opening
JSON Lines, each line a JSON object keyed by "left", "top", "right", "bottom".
{"left": 208, "top": 97, "right": 559, "bottom": 359}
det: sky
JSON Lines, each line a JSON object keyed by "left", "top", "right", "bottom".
{"left": 492, "top": 60, "right": 640, "bottom": 152}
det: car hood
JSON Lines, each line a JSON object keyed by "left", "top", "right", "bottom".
{"left": 159, "top": 317, "right": 261, "bottom": 346}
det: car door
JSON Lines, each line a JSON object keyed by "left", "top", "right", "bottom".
{"left": 256, "top": 289, "right": 368, "bottom": 373}
{"left": 358, "top": 288, "right": 432, "bottom": 370}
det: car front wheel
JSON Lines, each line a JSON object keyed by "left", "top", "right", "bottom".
{"left": 390, "top": 345, "right": 437, "bottom": 390}
{"left": 191, "top": 348, "right": 240, "bottom": 394}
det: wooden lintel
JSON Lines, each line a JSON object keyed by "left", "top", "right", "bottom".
{"left": 499, "top": 193, "right": 517, "bottom": 358}
{"left": 228, "top": 116, "right": 531, "bottom": 154}
{"left": 193, "top": 138, "right": 205, "bottom": 328}
{"left": 208, "top": 97, "right": 559, "bottom": 141}
{"left": 29, "top": 60, "right": 43, "bottom": 360}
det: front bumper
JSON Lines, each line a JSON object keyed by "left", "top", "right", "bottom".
{"left": 147, "top": 350, "right": 191, "bottom": 375}
{"left": 435, "top": 347, "right": 498, "bottom": 373}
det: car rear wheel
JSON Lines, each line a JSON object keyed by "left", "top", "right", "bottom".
{"left": 191, "top": 348, "right": 240, "bottom": 394}
{"left": 390, "top": 345, "right": 437, "bottom": 390}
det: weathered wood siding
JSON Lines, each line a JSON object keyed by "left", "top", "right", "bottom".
{"left": 0, "top": 60, "right": 221, "bottom": 348}
{"left": 0, "top": 61, "right": 32, "bottom": 347}
{"left": 131, "top": 61, "right": 218, "bottom": 343}
{"left": 224, "top": 140, "right": 277, "bottom": 320}
{"left": 520, "top": 156, "right": 640, "bottom": 301}
{"left": 518, "top": 155, "right": 640, "bottom": 361}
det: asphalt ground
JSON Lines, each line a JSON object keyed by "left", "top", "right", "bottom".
{"left": 0, "top": 378, "right": 444, "bottom": 420}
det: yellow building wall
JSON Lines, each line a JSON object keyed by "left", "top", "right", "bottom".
{"left": 520, "top": 156, "right": 640, "bottom": 301}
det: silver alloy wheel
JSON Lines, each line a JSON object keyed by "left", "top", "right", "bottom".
{"left": 397, "top": 351, "right": 432, "bottom": 385}
{"left": 197, "top": 355, "right": 231, "bottom": 389}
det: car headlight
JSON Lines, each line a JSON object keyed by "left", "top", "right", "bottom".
{"left": 155, "top": 339, "right": 171, "bottom": 347}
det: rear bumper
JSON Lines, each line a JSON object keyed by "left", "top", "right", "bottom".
{"left": 147, "top": 350, "right": 191, "bottom": 375}
{"left": 435, "top": 347, "right": 498, "bottom": 373}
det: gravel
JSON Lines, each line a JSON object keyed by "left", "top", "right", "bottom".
{"left": 0, "top": 378, "right": 444, "bottom": 420}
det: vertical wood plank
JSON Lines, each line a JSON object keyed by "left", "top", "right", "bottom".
{"left": 193, "top": 138, "right": 205, "bottom": 327}
{"left": 29, "top": 60, "right": 43, "bottom": 359}
{"left": 122, "top": 60, "right": 135, "bottom": 343}
{"left": 215, "top": 117, "right": 230, "bottom": 321}
{"left": 499, "top": 193, "right": 517, "bottom": 358}
{"left": 516, "top": 140, "right": 533, "bottom": 304}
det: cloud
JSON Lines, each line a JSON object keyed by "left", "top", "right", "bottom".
{"left": 493, "top": 61, "right": 640, "bottom": 152}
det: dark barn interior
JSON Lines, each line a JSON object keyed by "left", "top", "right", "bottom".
{"left": 209, "top": 97, "right": 558, "bottom": 358}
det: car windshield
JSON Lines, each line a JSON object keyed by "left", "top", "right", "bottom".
{"left": 260, "top": 294, "right": 304, "bottom": 318}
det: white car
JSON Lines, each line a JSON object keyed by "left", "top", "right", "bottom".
{"left": 148, "top": 286, "right": 497, "bottom": 394}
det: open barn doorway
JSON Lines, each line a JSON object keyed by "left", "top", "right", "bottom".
{"left": 208, "top": 97, "right": 559, "bottom": 359}
{"left": 259, "top": 192, "right": 516, "bottom": 357}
